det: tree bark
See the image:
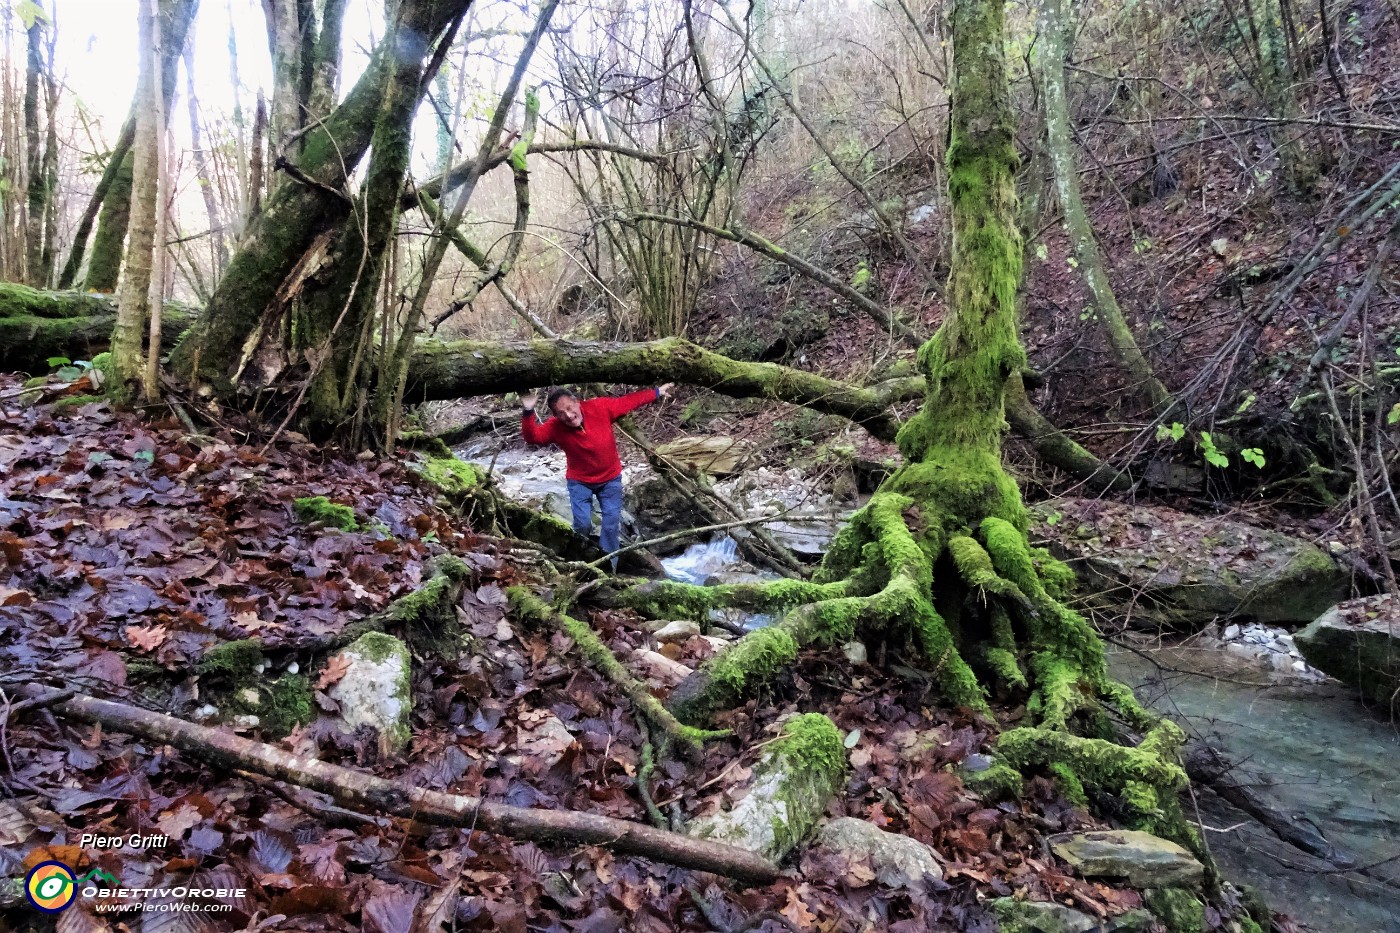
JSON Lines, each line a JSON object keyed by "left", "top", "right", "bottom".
{"left": 406, "top": 336, "right": 921, "bottom": 441}
{"left": 110, "top": 0, "right": 162, "bottom": 396}
{"left": 1039, "top": 0, "right": 1174, "bottom": 415}
{"left": 15, "top": 684, "right": 780, "bottom": 884}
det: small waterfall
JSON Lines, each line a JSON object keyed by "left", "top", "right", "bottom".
{"left": 660, "top": 535, "right": 741, "bottom": 585}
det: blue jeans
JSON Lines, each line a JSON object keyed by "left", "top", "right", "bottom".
{"left": 568, "top": 476, "right": 624, "bottom": 558}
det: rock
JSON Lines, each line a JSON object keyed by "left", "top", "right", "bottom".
{"left": 1294, "top": 594, "right": 1400, "bottom": 710}
{"left": 1049, "top": 830, "right": 1205, "bottom": 890}
{"left": 813, "top": 817, "right": 943, "bottom": 892}
{"left": 518, "top": 715, "right": 576, "bottom": 768}
{"left": 653, "top": 620, "right": 702, "bottom": 644}
{"left": 632, "top": 649, "right": 693, "bottom": 685}
{"left": 1031, "top": 498, "right": 1348, "bottom": 631}
{"left": 702, "top": 569, "right": 769, "bottom": 586}
{"left": 325, "top": 632, "right": 412, "bottom": 755}
{"left": 654, "top": 436, "right": 751, "bottom": 475}
{"left": 842, "top": 641, "right": 868, "bottom": 664}
{"left": 624, "top": 472, "right": 707, "bottom": 544}
{"left": 689, "top": 713, "right": 847, "bottom": 861}
{"left": 765, "top": 518, "right": 839, "bottom": 558}
{"left": 702, "top": 635, "right": 732, "bottom": 652}
{"left": 990, "top": 898, "right": 1155, "bottom": 933}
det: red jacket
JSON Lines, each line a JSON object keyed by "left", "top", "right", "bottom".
{"left": 521, "top": 389, "right": 659, "bottom": 484}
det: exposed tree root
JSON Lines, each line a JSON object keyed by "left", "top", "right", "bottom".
{"left": 16, "top": 684, "right": 781, "bottom": 883}
{"left": 507, "top": 587, "right": 728, "bottom": 757}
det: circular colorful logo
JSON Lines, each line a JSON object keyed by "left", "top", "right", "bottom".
{"left": 25, "top": 861, "right": 77, "bottom": 913}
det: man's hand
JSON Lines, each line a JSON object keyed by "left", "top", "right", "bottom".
{"left": 522, "top": 391, "right": 537, "bottom": 411}
{"left": 657, "top": 383, "right": 675, "bottom": 399}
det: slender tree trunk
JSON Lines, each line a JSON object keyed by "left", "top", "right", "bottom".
{"left": 58, "top": 120, "right": 134, "bottom": 289}
{"left": 1039, "top": 0, "right": 1174, "bottom": 415}
{"left": 22, "top": 1, "right": 50, "bottom": 285}
{"left": 146, "top": 2, "right": 170, "bottom": 400}
{"left": 184, "top": 40, "right": 229, "bottom": 276}
{"left": 80, "top": 0, "right": 198, "bottom": 292}
{"left": 111, "top": 0, "right": 161, "bottom": 397}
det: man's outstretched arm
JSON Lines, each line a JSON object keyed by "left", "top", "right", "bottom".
{"left": 604, "top": 383, "right": 674, "bottom": 421}
{"left": 520, "top": 392, "right": 554, "bottom": 445}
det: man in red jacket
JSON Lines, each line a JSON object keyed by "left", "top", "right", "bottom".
{"left": 522, "top": 383, "right": 674, "bottom": 562}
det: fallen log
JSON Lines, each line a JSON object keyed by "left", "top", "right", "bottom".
{"left": 407, "top": 336, "right": 920, "bottom": 442}
{"left": 17, "top": 683, "right": 781, "bottom": 884}
{"left": 0, "top": 282, "right": 196, "bottom": 374}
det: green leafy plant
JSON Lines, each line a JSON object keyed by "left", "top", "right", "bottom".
{"left": 1199, "top": 432, "right": 1228, "bottom": 468}
{"left": 1388, "top": 402, "right": 1400, "bottom": 426}
{"left": 1240, "top": 448, "right": 1266, "bottom": 468}
{"left": 1155, "top": 422, "right": 1186, "bottom": 442}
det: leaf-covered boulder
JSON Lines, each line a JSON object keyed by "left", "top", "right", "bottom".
{"left": 1294, "top": 594, "right": 1400, "bottom": 711}
{"left": 1030, "top": 498, "right": 1348, "bottom": 631}
{"left": 1049, "top": 830, "right": 1205, "bottom": 890}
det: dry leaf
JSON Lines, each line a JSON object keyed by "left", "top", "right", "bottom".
{"left": 155, "top": 803, "right": 203, "bottom": 840}
{"left": 125, "top": 624, "right": 168, "bottom": 652}
{"left": 316, "top": 654, "right": 353, "bottom": 690}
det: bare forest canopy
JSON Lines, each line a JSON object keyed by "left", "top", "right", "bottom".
{"left": 2, "top": 0, "right": 1400, "bottom": 929}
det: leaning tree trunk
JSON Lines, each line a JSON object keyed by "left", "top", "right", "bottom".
{"left": 621, "top": 0, "right": 1202, "bottom": 859}
{"left": 1039, "top": 0, "right": 1174, "bottom": 416}
{"left": 169, "top": 0, "right": 471, "bottom": 394}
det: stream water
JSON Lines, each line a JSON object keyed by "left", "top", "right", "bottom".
{"left": 658, "top": 537, "right": 1400, "bottom": 932}
{"left": 1110, "top": 645, "right": 1400, "bottom": 933}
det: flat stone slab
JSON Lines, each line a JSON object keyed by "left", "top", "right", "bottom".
{"left": 1050, "top": 830, "right": 1205, "bottom": 890}
{"left": 813, "top": 817, "right": 943, "bottom": 892}
{"left": 1295, "top": 594, "right": 1400, "bottom": 711}
{"left": 1030, "top": 497, "right": 1347, "bottom": 631}
{"left": 990, "top": 898, "right": 1155, "bottom": 933}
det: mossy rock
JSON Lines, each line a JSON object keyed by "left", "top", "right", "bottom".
{"left": 687, "top": 713, "right": 847, "bottom": 861}
{"left": 324, "top": 632, "right": 413, "bottom": 755}
{"left": 991, "top": 897, "right": 1155, "bottom": 932}
{"left": 294, "top": 495, "right": 359, "bottom": 531}
{"left": 1030, "top": 497, "right": 1348, "bottom": 631}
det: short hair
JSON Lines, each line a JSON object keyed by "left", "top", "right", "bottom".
{"left": 546, "top": 388, "right": 578, "bottom": 413}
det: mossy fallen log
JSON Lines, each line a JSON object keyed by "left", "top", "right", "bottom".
{"left": 0, "top": 282, "right": 196, "bottom": 374}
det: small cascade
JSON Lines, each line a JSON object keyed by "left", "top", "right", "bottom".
{"left": 659, "top": 534, "right": 741, "bottom": 585}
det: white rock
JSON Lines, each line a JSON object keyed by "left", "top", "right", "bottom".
{"left": 326, "top": 632, "right": 412, "bottom": 755}
{"left": 702, "top": 636, "right": 733, "bottom": 652}
{"left": 633, "top": 649, "right": 693, "bottom": 685}
{"left": 285, "top": 661, "right": 300, "bottom": 675}
{"left": 842, "top": 641, "right": 868, "bottom": 664}
{"left": 814, "top": 818, "right": 944, "bottom": 891}
{"left": 238, "top": 687, "right": 261, "bottom": 706}
{"left": 1223, "top": 624, "right": 1241, "bottom": 640}
{"left": 1292, "top": 660, "right": 1308, "bottom": 672}
{"left": 193, "top": 704, "right": 219, "bottom": 722}
{"left": 231, "top": 715, "right": 260, "bottom": 729}
{"left": 653, "top": 620, "right": 702, "bottom": 644}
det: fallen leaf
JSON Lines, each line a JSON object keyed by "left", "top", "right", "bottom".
{"left": 125, "top": 624, "right": 168, "bottom": 652}
{"left": 316, "top": 653, "right": 353, "bottom": 690}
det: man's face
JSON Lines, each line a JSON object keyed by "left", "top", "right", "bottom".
{"left": 551, "top": 396, "right": 583, "bottom": 429}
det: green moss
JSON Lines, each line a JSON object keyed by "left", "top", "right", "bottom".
{"left": 90, "top": 351, "right": 114, "bottom": 387}
{"left": 258, "top": 674, "right": 315, "bottom": 736}
{"left": 707, "top": 625, "right": 799, "bottom": 694}
{"left": 774, "top": 712, "right": 846, "bottom": 775}
{"left": 197, "top": 639, "right": 264, "bottom": 677}
{"left": 962, "top": 761, "right": 1023, "bottom": 800}
{"left": 22, "top": 375, "right": 47, "bottom": 388}
{"left": 1145, "top": 888, "right": 1205, "bottom": 933}
{"left": 416, "top": 452, "right": 484, "bottom": 496}
{"left": 52, "top": 394, "right": 103, "bottom": 409}
{"left": 352, "top": 630, "right": 407, "bottom": 664}
{"left": 294, "top": 495, "right": 359, "bottom": 531}
{"left": 1049, "top": 761, "right": 1087, "bottom": 807}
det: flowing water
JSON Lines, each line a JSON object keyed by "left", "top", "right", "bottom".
{"left": 1109, "top": 644, "right": 1400, "bottom": 933}
{"left": 658, "top": 537, "right": 1400, "bottom": 931}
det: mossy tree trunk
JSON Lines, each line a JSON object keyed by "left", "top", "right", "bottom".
{"left": 1039, "top": 0, "right": 1174, "bottom": 416}
{"left": 625, "top": 0, "right": 1199, "bottom": 854}
{"left": 168, "top": 0, "right": 470, "bottom": 395}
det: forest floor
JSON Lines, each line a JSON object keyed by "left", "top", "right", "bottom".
{"left": 0, "top": 375, "right": 1235, "bottom": 933}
